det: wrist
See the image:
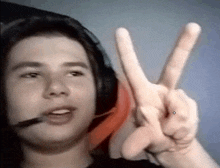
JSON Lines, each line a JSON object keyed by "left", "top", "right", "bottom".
{"left": 155, "top": 140, "right": 195, "bottom": 168}
{"left": 155, "top": 139, "right": 219, "bottom": 168}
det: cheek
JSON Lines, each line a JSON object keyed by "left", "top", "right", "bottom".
{"left": 5, "top": 76, "right": 96, "bottom": 125}
{"left": 6, "top": 82, "right": 43, "bottom": 124}
{"left": 70, "top": 80, "right": 96, "bottom": 111}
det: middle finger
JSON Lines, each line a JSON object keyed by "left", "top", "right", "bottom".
{"left": 159, "top": 23, "right": 201, "bottom": 90}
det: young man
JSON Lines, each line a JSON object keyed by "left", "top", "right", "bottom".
{"left": 1, "top": 16, "right": 219, "bottom": 168}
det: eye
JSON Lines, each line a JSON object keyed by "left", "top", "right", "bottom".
{"left": 20, "top": 72, "right": 39, "bottom": 78}
{"left": 69, "top": 71, "right": 84, "bottom": 77}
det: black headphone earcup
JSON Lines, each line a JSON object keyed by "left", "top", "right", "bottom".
{"left": 96, "top": 67, "right": 118, "bottom": 115}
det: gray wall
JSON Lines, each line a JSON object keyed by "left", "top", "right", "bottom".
{"left": 4, "top": 0, "right": 220, "bottom": 163}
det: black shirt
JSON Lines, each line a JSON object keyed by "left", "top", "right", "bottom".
{"left": 4, "top": 154, "right": 163, "bottom": 168}
{"left": 88, "top": 154, "right": 163, "bottom": 168}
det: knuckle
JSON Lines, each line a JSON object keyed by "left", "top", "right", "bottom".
{"left": 189, "top": 98, "right": 197, "bottom": 107}
{"left": 177, "top": 89, "right": 185, "bottom": 94}
{"left": 174, "top": 109, "right": 189, "bottom": 121}
{"left": 178, "top": 112, "right": 188, "bottom": 121}
{"left": 177, "top": 89, "right": 188, "bottom": 98}
{"left": 173, "top": 127, "right": 189, "bottom": 139}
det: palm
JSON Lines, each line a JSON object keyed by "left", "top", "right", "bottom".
{"left": 115, "top": 23, "right": 201, "bottom": 159}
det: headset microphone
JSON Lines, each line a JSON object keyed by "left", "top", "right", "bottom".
{"left": 12, "top": 116, "right": 46, "bottom": 128}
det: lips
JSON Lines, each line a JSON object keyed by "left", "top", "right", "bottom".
{"left": 43, "top": 106, "right": 76, "bottom": 125}
{"left": 49, "top": 109, "right": 70, "bottom": 115}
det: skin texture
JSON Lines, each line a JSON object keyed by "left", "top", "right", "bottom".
{"left": 115, "top": 23, "right": 200, "bottom": 157}
{"left": 3, "top": 23, "right": 219, "bottom": 168}
{"left": 116, "top": 23, "right": 219, "bottom": 167}
{"left": 5, "top": 35, "right": 96, "bottom": 167}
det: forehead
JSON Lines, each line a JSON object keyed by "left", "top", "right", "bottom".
{"left": 7, "top": 35, "right": 90, "bottom": 66}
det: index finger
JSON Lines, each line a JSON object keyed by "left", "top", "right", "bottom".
{"left": 159, "top": 23, "right": 201, "bottom": 89}
{"left": 115, "top": 28, "right": 151, "bottom": 105}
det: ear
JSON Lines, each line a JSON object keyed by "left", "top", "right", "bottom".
{"left": 89, "top": 82, "right": 131, "bottom": 150}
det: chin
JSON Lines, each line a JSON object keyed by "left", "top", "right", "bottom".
{"left": 18, "top": 124, "right": 87, "bottom": 153}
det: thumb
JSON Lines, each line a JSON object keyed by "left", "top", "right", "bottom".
{"left": 121, "top": 126, "right": 152, "bottom": 159}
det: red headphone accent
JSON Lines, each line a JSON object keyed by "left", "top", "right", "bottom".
{"left": 89, "top": 83, "right": 131, "bottom": 150}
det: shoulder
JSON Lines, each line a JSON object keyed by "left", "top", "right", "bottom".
{"left": 88, "top": 154, "right": 163, "bottom": 168}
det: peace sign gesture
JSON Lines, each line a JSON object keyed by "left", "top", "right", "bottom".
{"left": 115, "top": 23, "right": 202, "bottom": 161}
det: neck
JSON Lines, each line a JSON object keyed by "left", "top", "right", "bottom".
{"left": 22, "top": 135, "right": 93, "bottom": 168}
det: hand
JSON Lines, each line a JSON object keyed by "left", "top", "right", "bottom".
{"left": 115, "top": 23, "right": 201, "bottom": 159}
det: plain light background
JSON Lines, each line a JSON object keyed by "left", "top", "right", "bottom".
{"left": 3, "top": 0, "right": 220, "bottom": 164}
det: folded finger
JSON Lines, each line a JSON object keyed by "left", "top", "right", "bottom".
{"left": 121, "top": 127, "right": 152, "bottom": 159}
{"left": 162, "top": 90, "right": 199, "bottom": 139}
{"left": 121, "top": 126, "right": 172, "bottom": 159}
{"left": 162, "top": 90, "right": 190, "bottom": 136}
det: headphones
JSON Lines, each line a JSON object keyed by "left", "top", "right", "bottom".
{"left": 1, "top": 15, "right": 132, "bottom": 150}
{"left": 1, "top": 16, "right": 118, "bottom": 115}
{"left": 89, "top": 82, "right": 131, "bottom": 149}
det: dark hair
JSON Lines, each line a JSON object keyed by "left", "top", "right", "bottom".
{"left": 1, "top": 16, "right": 118, "bottom": 167}
{"left": 1, "top": 15, "right": 118, "bottom": 115}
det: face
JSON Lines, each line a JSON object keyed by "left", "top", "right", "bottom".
{"left": 5, "top": 35, "right": 96, "bottom": 149}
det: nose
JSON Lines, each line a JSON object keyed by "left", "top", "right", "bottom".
{"left": 43, "top": 76, "right": 70, "bottom": 99}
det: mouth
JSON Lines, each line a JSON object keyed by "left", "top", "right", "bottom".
{"left": 43, "top": 106, "right": 76, "bottom": 125}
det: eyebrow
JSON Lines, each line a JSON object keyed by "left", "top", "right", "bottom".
{"left": 11, "top": 62, "right": 42, "bottom": 71}
{"left": 62, "top": 62, "right": 89, "bottom": 69}
{"left": 11, "top": 61, "right": 89, "bottom": 71}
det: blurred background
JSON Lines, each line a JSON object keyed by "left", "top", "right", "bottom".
{"left": 1, "top": 0, "right": 220, "bottom": 164}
